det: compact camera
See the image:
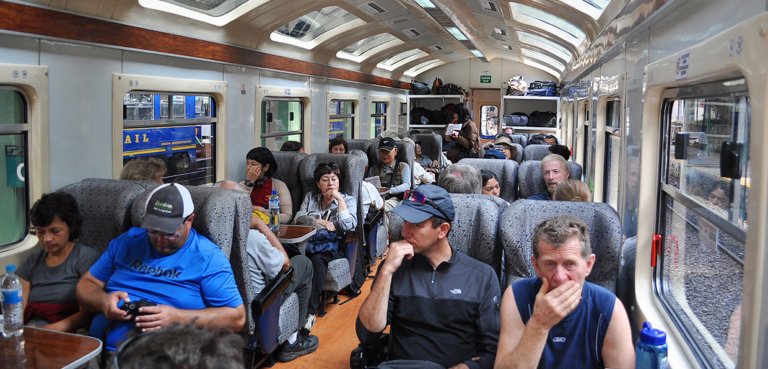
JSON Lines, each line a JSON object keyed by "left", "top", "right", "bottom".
{"left": 120, "top": 299, "right": 157, "bottom": 316}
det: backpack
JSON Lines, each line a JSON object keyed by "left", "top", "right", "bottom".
{"left": 503, "top": 112, "right": 529, "bottom": 126}
{"left": 410, "top": 107, "right": 436, "bottom": 125}
{"left": 525, "top": 80, "right": 557, "bottom": 97}
{"left": 410, "top": 80, "right": 430, "bottom": 95}
{"left": 307, "top": 229, "right": 340, "bottom": 254}
{"left": 529, "top": 111, "right": 557, "bottom": 127}
{"left": 506, "top": 76, "right": 527, "bottom": 96}
{"left": 430, "top": 77, "right": 443, "bottom": 95}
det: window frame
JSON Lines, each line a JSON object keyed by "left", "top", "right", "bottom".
{"left": 326, "top": 91, "right": 360, "bottom": 142}
{"left": 0, "top": 64, "right": 49, "bottom": 256}
{"left": 0, "top": 88, "right": 31, "bottom": 249}
{"left": 260, "top": 97, "right": 305, "bottom": 150}
{"left": 370, "top": 97, "right": 390, "bottom": 139}
{"left": 112, "top": 74, "right": 227, "bottom": 182}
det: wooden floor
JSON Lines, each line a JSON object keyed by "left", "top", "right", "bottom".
{"left": 271, "top": 261, "right": 378, "bottom": 369}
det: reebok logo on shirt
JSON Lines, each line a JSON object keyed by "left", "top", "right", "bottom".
{"left": 129, "top": 259, "right": 182, "bottom": 278}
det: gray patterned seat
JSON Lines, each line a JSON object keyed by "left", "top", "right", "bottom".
{"left": 388, "top": 194, "right": 504, "bottom": 284}
{"left": 57, "top": 178, "right": 158, "bottom": 254}
{"left": 277, "top": 292, "right": 299, "bottom": 344}
{"left": 510, "top": 134, "right": 528, "bottom": 147}
{"left": 511, "top": 143, "right": 524, "bottom": 164}
{"left": 130, "top": 185, "right": 270, "bottom": 347}
{"left": 500, "top": 200, "right": 623, "bottom": 293}
{"left": 367, "top": 140, "right": 416, "bottom": 190}
{"left": 347, "top": 139, "right": 374, "bottom": 155}
{"left": 272, "top": 151, "right": 308, "bottom": 218}
{"left": 411, "top": 133, "right": 442, "bottom": 162}
{"left": 522, "top": 144, "right": 552, "bottom": 161}
{"left": 518, "top": 160, "right": 583, "bottom": 199}
{"left": 299, "top": 154, "right": 366, "bottom": 312}
{"left": 458, "top": 158, "right": 519, "bottom": 203}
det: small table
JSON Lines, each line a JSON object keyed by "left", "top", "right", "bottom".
{"left": 275, "top": 225, "right": 316, "bottom": 255}
{"left": 0, "top": 327, "right": 102, "bottom": 368}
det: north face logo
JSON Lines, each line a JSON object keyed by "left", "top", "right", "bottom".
{"left": 153, "top": 201, "right": 173, "bottom": 213}
{"left": 129, "top": 259, "right": 181, "bottom": 278}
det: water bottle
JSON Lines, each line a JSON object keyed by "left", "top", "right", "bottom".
{"left": 636, "top": 322, "right": 668, "bottom": 369}
{"left": 2, "top": 265, "right": 24, "bottom": 338}
{"left": 269, "top": 190, "right": 280, "bottom": 231}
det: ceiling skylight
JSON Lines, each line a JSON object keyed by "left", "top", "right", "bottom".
{"left": 471, "top": 50, "right": 485, "bottom": 58}
{"left": 517, "top": 31, "right": 572, "bottom": 62}
{"left": 446, "top": 27, "right": 469, "bottom": 41}
{"left": 509, "top": 3, "right": 586, "bottom": 46}
{"left": 138, "top": 0, "right": 269, "bottom": 26}
{"left": 404, "top": 59, "right": 445, "bottom": 77}
{"left": 337, "top": 33, "right": 403, "bottom": 63}
{"left": 377, "top": 49, "right": 429, "bottom": 71}
{"left": 523, "top": 59, "right": 560, "bottom": 79}
{"left": 271, "top": 6, "right": 365, "bottom": 50}
{"left": 520, "top": 48, "right": 566, "bottom": 72}
{"left": 558, "top": 0, "right": 610, "bottom": 19}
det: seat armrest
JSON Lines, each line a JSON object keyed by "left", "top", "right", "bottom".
{"left": 251, "top": 267, "right": 294, "bottom": 315}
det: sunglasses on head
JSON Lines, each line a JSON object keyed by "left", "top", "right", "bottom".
{"left": 404, "top": 190, "right": 450, "bottom": 221}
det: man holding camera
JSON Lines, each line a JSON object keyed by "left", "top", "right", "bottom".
{"left": 77, "top": 184, "right": 245, "bottom": 351}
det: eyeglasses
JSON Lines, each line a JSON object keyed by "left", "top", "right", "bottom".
{"left": 146, "top": 217, "right": 188, "bottom": 240}
{"left": 404, "top": 190, "right": 450, "bottom": 220}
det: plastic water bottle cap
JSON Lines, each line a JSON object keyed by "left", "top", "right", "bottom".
{"left": 5, "top": 264, "right": 15, "bottom": 273}
{"left": 640, "top": 322, "right": 667, "bottom": 346}
{"left": 272, "top": 190, "right": 277, "bottom": 195}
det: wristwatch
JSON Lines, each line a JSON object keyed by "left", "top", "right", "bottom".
{"left": 244, "top": 180, "right": 254, "bottom": 187}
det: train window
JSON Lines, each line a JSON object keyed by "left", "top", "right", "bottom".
{"left": 272, "top": 6, "right": 361, "bottom": 49}
{"left": 123, "top": 92, "right": 217, "bottom": 185}
{"left": 509, "top": 3, "right": 586, "bottom": 46}
{"left": 0, "top": 89, "right": 28, "bottom": 247}
{"left": 330, "top": 100, "right": 355, "bottom": 140}
{"left": 479, "top": 105, "right": 499, "bottom": 138}
{"left": 603, "top": 100, "right": 620, "bottom": 210}
{"left": 520, "top": 48, "right": 565, "bottom": 72}
{"left": 517, "top": 32, "right": 572, "bottom": 62}
{"left": 657, "top": 79, "right": 750, "bottom": 367}
{"left": 261, "top": 98, "right": 304, "bottom": 151}
{"left": 371, "top": 102, "right": 387, "bottom": 138}
{"left": 337, "top": 33, "right": 401, "bottom": 63}
{"left": 404, "top": 60, "right": 446, "bottom": 78}
{"left": 377, "top": 49, "right": 429, "bottom": 71}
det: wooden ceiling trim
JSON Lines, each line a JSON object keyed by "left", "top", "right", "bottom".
{"left": 0, "top": 1, "right": 409, "bottom": 90}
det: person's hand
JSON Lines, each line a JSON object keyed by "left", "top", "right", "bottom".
{"left": 134, "top": 305, "right": 180, "bottom": 332}
{"left": 431, "top": 160, "right": 439, "bottom": 168}
{"left": 452, "top": 131, "right": 459, "bottom": 138}
{"left": 530, "top": 277, "right": 582, "bottom": 330}
{"left": 381, "top": 241, "right": 414, "bottom": 276}
{"left": 103, "top": 291, "right": 132, "bottom": 321}
{"left": 246, "top": 165, "right": 261, "bottom": 182}
{"left": 378, "top": 187, "right": 390, "bottom": 193}
{"left": 316, "top": 219, "right": 336, "bottom": 232}
{"left": 448, "top": 363, "right": 471, "bottom": 369}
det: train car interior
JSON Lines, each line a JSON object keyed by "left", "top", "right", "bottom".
{"left": 1, "top": 0, "right": 768, "bottom": 367}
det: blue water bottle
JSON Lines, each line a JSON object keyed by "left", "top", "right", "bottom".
{"left": 636, "top": 322, "right": 668, "bottom": 369}
{"left": 268, "top": 190, "right": 280, "bottom": 231}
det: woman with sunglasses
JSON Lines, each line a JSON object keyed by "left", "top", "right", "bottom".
{"left": 17, "top": 192, "right": 101, "bottom": 332}
{"left": 241, "top": 147, "right": 293, "bottom": 224}
{"left": 294, "top": 162, "right": 357, "bottom": 327}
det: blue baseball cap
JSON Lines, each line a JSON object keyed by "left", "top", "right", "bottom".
{"left": 390, "top": 184, "right": 455, "bottom": 223}
{"left": 483, "top": 149, "right": 506, "bottom": 159}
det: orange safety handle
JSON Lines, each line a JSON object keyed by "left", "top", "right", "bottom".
{"left": 651, "top": 234, "right": 662, "bottom": 267}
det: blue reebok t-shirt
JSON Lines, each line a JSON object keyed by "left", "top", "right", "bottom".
{"left": 89, "top": 227, "right": 243, "bottom": 350}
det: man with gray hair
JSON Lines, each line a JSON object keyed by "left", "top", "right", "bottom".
{"left": 214, "top": 180, "right": 318, "bottom": 362}
{"left": 437, "top": 162, "right": 482, "bottom": 194}
{"left": 495, "top": 215, "right": 634, "bottom": 368}
{"left": 528, "top": 154, "right": 570, "bottom": 201}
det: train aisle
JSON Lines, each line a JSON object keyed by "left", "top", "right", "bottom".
{"left": 272, "top": 258, "right": 380, "bottom": 369}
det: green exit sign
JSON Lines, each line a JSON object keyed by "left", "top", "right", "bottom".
{"left": 480, "top": 75, "right": 492, "bottom": 83}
